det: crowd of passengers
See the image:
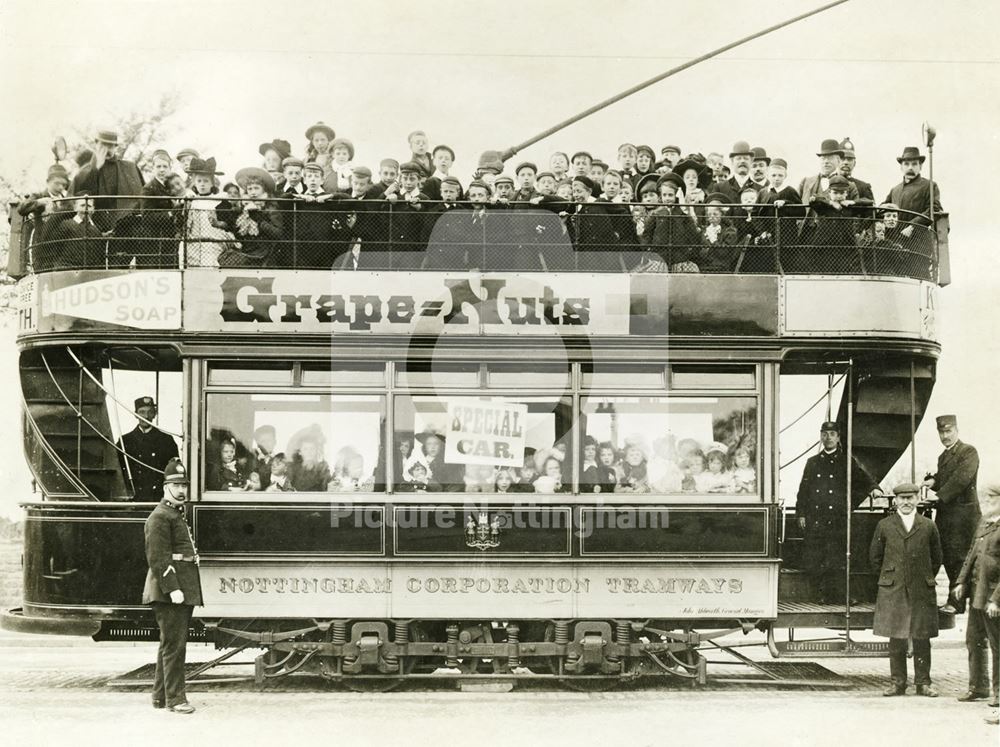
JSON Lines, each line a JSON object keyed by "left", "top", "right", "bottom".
{"left": 17, "top": 125, "right": 941, "bottom": 276}
{"left": 207, "top": 425, "right": 756, "bottom": 495}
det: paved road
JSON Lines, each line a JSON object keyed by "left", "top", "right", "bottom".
{"left": 0, "top": 629, "right": 995, "bottom": 747}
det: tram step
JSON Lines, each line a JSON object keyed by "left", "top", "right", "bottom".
{"left": 773, "top": 639, "right": 889, "bottom": 658}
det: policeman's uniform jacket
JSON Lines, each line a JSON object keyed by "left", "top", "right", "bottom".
{"left": 928, "top": 440, "right": 982, "bottom": 558}
{"left": 870, "top": 511, "right": 942, "bottom": 639}
{"left": 796, "top": 447, "right": 877, "bottom": 528}
{"left": 142, "top": 500, "right": 203, "bottom": 606}
{"left": 118, "top": 426, "right": 179, "bottom": 501}
{"left": 956, "top": 515, "right": 1000, "bottom": 611}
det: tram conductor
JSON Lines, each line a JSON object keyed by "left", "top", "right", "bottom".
{"left": 143, "top": 458, "right": 202, "bottom": 714}
{"left": 796, "top": 421, "right": 881, "bottom": 602}
{"left": 118, "top": 396, "right": 179, "bottom": 501}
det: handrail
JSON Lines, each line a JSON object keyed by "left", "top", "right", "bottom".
{"left": 15, "top": 195, "right": 941, "bottom": 282}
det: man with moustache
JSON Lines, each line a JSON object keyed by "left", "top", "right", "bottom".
{"left": 714, "top": 141, "right": 762, "bottom": 204}
{"left": 839, "top": 138, "right": 874, "bottom": 201}
{"left": 884, "top": 145, "right": 942, "bottom": 280}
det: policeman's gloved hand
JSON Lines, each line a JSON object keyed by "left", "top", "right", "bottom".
{"left": 169, "top": 590, "right": 185, "bottom": 604}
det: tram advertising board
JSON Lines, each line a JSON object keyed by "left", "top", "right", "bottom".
{"left": 197, "top": 561, "right": 778, "bottom": 619}
{"left": 183, "top": 269, "right": 631, "bottom": 336}
{"left": 32, "top": 270, "right": 182, "bottom": 333}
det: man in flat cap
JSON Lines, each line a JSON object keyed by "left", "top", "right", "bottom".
{"left": 953, "top": 482, "right": 1000, "bottom": 710}
{"left": 71, "top": 128, "right": 144, "bottom": 233}
{"left": 871, "top": 482, "right": 944, "bottom": 697}
{"left": 18, "top": 163, "right": 70, "bottom": 222}
{"left": 142, "top": 458, "right": 202, "bottom": 714}
{"left": 117, "top": 396, "right": 179, "bottom": 501}
{"left": 796, "top": 421, "right": 881, "bottom": 602}
{"left": 923, "top": 414, "right": 981, "bottom": 610}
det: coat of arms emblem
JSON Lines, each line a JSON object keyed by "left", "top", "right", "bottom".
{"left": 465, "top": 511, "right": 501, "bottom": 550}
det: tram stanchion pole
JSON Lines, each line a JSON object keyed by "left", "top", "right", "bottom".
{"left": 845, "top": 360, "right": 853, "bottom": 646}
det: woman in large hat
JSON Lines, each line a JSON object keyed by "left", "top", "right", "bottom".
{"left": 181, "top": 157, "right": 236, "bottom": 268}
{"left": 415, "top": 428, "right": 462, "bottom": 491}
{"left": 259, "top": 139, "right": 292, "bottom": 181}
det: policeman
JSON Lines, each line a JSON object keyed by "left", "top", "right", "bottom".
{"left": 142, "top": 458, "right": 203, "bottom": 714}
{"left": 796, "top": 421, "right": 881, "bottom": 602}
{"left": 922, "top": 414, "right": 981, "bottom": 610}
{"left": 118, "top": 396, "right": 179, "bottom": 501}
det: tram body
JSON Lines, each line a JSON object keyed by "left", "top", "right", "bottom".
{"left": 3, "top": 200, "right": 953, "bottom": 686}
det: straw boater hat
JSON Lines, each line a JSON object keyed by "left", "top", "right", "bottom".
{"left": 234, "top": 167, "right": 275, "bottom": 195}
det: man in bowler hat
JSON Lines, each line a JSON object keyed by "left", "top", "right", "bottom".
{"left": 143, "top": 458, "right": 202, "bottom": 714}
{"left": 71, "top": 128, "right": 144, "bottom": 232}
{"left": 953, "top": 482, "right": 1000, "bottom": 710}
{"left": 871, "top": 482, "right": 943, "bottom": 697}
{"left": 796, "top": 421, "right": 881, "bottom": 602}
{"left": 884, "top": 146, "right": 941, "bottom": 279}
{"left": 922, "top": 414, "right": 981, "bottom": 610}
{"left": 118, "top": 396, "right": 179, "bottom": 501}
{"left": 799, "top": 139, "right": 860, "bottom": 204}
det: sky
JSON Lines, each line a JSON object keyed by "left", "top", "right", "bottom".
{"left": 0, "top": 0, "right": 998, "bottom": 516}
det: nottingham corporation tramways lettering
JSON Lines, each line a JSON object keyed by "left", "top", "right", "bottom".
{"left": 217, "top": 575, "right": 745, "bottom": 595}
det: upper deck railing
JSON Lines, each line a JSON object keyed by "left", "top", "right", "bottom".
{"left": 9, "top": 195, "right": 946, "bottom": 282}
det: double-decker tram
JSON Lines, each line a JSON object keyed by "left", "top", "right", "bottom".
{"left": 2, "top": 180, "right": 955, "bottom": 689}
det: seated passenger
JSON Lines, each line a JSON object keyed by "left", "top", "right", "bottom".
{"left": 861, "top": 202, "right": 914, "bottom": 276}
{"left": 464, "top": 463, "right": 497, "bottom": 493}
{"left": 216, "top": 168, "right": 284, "bottom": 267}
{"left": 182, "top": 157, "right": 234, "bottom": 268}
{"left": 637, "top": 173, "right": 702, "bottom": 272}
{"left": 494, "top": 468, "right": 517, "bottom": 495}
{"left": 699, "top": 443, "right": 733, "bottom": 493}
{"left": 34, "top": 194, "right": 104, "bottom": 271}
{"left": 265, "top": 453, "right": 295, "bottom": 492}
{"left": 329, "top": 446, "right": 374, "bottom": 492}
{"left": 649, "top": 435, "right": 683, "bottom": 493}
{"left": 580, "top": 435, "right": 601, "bottom": 490}
{"left": 681, "top": 450, "right": 706, "bottom": 492}
{"left": 615, "top": 438, "right": 651, "bottom": 493}
{"left": 513, "top": 448, "right": 538, "bottom": 493}
{"left": 398, "top": 459, "right": 436, "bottom": 493}
{"left": 417, "top": 429, "right": 462, "bottom": 491}
{"left": 207, "top": 438, "right": 252, "bottom": 491}
{"left": 248, "top": 424, "right": 278, "bottom": 490}
{"left": 595, "top": 441, "right": 621, "bottom": 494}
{"left": 288, "top": 437, "right": 332, "bottom": 492}
{"left": 731, "top": 445, "right": 756, "bottom": 494}
{"left": 534, "top": 454, "right": 568, "bottom": 494}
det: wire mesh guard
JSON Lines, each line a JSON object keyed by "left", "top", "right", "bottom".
{"left": 18, "top": 196, "right": 937, "bottom": 280}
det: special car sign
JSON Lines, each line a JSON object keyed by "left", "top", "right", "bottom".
{"left": 444, "top": 400, "right": 527, "bottom": 466}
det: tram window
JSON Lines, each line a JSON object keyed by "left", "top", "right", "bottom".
{"left": 205, "top": 393, "right": 385, "bottom": 493}
{"left": 301, "top": 363, "right": 386, "bottom": 387}
{"left": 207, "top": 363, "right": 293, "bottom": 386}
{"left": 670, "top": 365, "right": 756, "bottom": 390}
{"left": 395, "top": 362, "right": 480, "bottom": 389}
{"left": 581, "top": 364, "right": 666, "bottom": 390}
{"left": 579, "top": 396, "right": 758, "bottom": 496}
{"left": 393, "top": 395, "right": 573, "bottom": 494}
{"left": 487, "top": 363, "right": 570, "bottom": 390}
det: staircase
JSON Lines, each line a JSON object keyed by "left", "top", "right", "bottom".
{"left": 836, "top": 358, "right": 936, "bottom": 485}
{"left": 20, "top": 349, "right": 126, "bottom": 500}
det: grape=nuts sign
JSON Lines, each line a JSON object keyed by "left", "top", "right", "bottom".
{"left": 443, "top": 400, "right": 527, "bottom": 467}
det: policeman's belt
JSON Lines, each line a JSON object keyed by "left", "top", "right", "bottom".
{"left": 171, "top": 553, "right": 199, "bottom": 562}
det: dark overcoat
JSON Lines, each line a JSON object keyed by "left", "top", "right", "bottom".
{"left": 870, "top": 512, "right": 942, "bottom": 639}
{"left": 956, "top": 516, "right": 1000, "bottom": 611}
{"left": 929, "top": 441, "right": 981, "bottom": 557}
{"left": 142, "top": 501, "right": 203, "bottom": 606}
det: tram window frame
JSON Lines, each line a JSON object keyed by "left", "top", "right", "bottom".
{"left": 581, "top": 364, "right": 667, "bottom": 390}
{"left": 395, "top": 362, "right": 481, "bottom": 389}
{"left": 486, "top": 363, "right": 571, "bottom": 390}
{"left": 300, "top": 362, "right": 388, "bottom": 388}
{"left": 207, "top": 362, "right": 294, "bottom": 386}
{"left": 391, "top": 393, "right": 574, "bottom": 495}
{"left": 202, "top": 390, "right": 387, "bottom": 497}
{"left": 577, "top": 392, "right": 762, "bottom": 502}
{"left": 668, "top": 364, "right": 757, "bottom": 391}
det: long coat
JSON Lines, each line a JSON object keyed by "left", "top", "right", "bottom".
{"left": 870, "top": 512, "right": 942, "bottom": 639}
{"left": 142, "top": 501, "right": 203, "bottom": 606}
{"left": 71, "top": 157, "right": 144, "bottom": 232}
{"left": 929, "top": 441, "right": 981, "bottom": 563}
{"left": 956, "top": 516, "right": 1000, "bottom": 611}
{"left": 118, "top": 426, "right": 179, "bottom": 501}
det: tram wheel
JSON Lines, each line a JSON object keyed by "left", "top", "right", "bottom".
{"left": 329, "top": 622, "right": 430, "bottom": 692}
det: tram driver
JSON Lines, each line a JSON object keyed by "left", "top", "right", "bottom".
{"left": 117, "top": 396, "right": 180, "bottom": 501}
